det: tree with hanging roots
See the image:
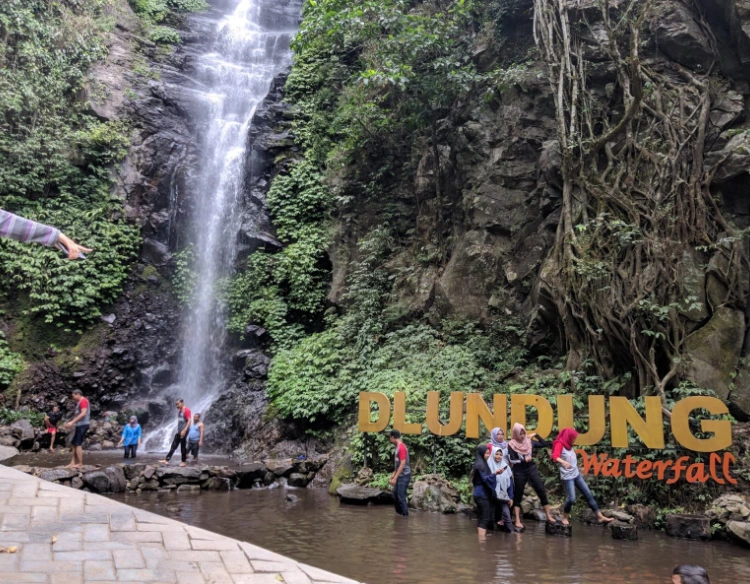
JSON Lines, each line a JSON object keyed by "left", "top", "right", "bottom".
{"left": 531, "top": 0, "right": 748, "bottom": 406}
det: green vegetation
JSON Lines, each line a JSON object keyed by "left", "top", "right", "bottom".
{"left": 0, "top": 0, "right": 139, "bottom": 336}
{"left": 0, "top": 407, "right": 44, "bottom": 427}
{"left": 128, "top": 0, "right": 209, "bottom": 44}
{"left": 0, "top": 331, "right": 23, "bottom": 391}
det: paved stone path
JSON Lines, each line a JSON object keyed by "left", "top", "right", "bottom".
{"left": 0, "top": 465, "right": 361, "bottom": 584}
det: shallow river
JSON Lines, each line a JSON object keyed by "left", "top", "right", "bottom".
{"left": 111, "top": 488, "right": 750, "bottom": 584}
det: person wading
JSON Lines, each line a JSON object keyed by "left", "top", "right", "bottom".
{"left": 159, "top": 399, "right": 192, "bottom": 467}
{"left": 0, "top": 209, "right": 91, "bottom": 258}
{"left": 471, "top": 444, "right": 496, "bottom": 541}
{"left": 507, "top": 423, "right": 555, "bottom": 530}
{"left": 187, "top": 412, "right": 204, "bottom": 463}
{"left": 43, "top": 405, "right": 62, "bottom": 453}
{"left": 488, "top": 444, "right": 514, "bottom": 532}
{"left": 551, "top": 427, "right": 613, "bottom": 526}
{"left": 388, "top": 429, "right": 411, "bottom": 516}
{"left": 118, "top": 416, "right": 142, "bottom": 460}
{"left": 64, "top": 390, "right": 90, "bottom": 468}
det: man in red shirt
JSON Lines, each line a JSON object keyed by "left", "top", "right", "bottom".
{"left": 159, "top": 399, "right": 192, "bottom": 467}
{"left": 64, "top": 390, "right": 90, "bottom": 468}
{"left": 388, "top": 429, "right": 412, "bottom": 517}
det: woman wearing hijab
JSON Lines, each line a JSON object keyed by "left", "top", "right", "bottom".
{"left": 470, "top": 444, "right": 497, "bottom": 539}
{"left": 551, "top": 427, "right": 613, "bottom": 526}
{"left": 117, "top": 416, "right": 142, "bottom": 459}
{"left": 489, "top": 427, "right": 508, "bottom": 456}
{"left": 488, "top": 444, "right": 514, "bottom": 532}
{"left": 507, "top": 423, "right": 555, "bottom": 530}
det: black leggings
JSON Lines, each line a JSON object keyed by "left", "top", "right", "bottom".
{"left": 512, "top": 463, "right": 549, "bottom": 507}
{"left": 475, "top": 496, "right": 493, "bottom": 530}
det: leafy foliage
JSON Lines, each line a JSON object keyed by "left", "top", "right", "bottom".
{"left": 0, "top": 0, "right": 139, "bottom": 327}
{"left": 128, "top": 0, "right": 208, "bottom": 45}
{"left": 0, "top": 331, "right": 23, "bottom": 390}
{"left": 226, "top": 161, "right": 334, "bottom": 347}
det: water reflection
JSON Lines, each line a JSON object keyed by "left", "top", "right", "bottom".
{"left": 111, "top": 488, "right": 750, "bottom": 584}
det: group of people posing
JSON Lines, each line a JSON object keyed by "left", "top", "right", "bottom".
{"left": 471, "top": 424, "right": 613, "bottom": 537}
{"left": 41, "top": 392, "right": 205, "bottom": 467}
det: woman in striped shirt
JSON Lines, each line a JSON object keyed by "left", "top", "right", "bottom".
{"left": 0, "top": 209, "right": 91, "bottom": 259}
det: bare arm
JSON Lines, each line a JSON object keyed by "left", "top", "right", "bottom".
{"left": 199, "top": 423, "right": 204, "bottom": 446}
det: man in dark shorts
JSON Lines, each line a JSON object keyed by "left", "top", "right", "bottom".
{"left": 187, "top": 412, "right": 204, "bottom": 463}
{"left": 159, "top": 398, "right": 192, "bottom": 467}
{"left": 43, "top": 405, "right": 62, "bottom": 453}
{"left": 388, "top": 429, "right": 412, "bottom": 517}
{"left": 64, "top": 390, "right": 90, "bottom": 468}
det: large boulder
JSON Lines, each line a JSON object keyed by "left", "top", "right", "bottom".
{"left": 707, "top": 493, "right": 750, "bottom": 525}
{"left": 654, "top": 1, "right": 715, "bottom": 71}
{"left": 409, "top": 475, "right": 459, "bottom": 514}
{"left": 266, "top": 459, "right": 294, "bottom": 477}
{"left": 727, "top": 520, "right": 750, "bottom": 547}
{"left": 10, "top": 419, "right": 36, "bottom": 448}
{"left": 336, "top": 484, "right": 393, "bottom": 505}
{"left": 683, "top": 307, "right": 745, "bottom": 400}
{"left": 82, "top": 466, "right": 127, "bottom": 493}
{"left": 665, "top": 514, "right": 711, "bottom": 541}
{"left": 0, "top": 445, "right": 19, "bottom": 463}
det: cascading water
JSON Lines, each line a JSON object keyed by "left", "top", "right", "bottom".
{"left": 144, "top": 0, "right": 298, "bottom": 450}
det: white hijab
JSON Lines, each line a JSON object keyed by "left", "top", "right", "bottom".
{"left": 488, "top": 445, "right": 512, "bottom": 500}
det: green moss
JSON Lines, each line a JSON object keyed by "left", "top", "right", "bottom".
{"left": 328, "top": 461, "right": 355, "bottom": 495}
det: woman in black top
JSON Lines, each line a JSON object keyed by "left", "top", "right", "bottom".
{"left": 470, "top": 444, "right": 497, "bottom": 540}
{"left": 507, "top": 423, "right": 555, "bottom": 530}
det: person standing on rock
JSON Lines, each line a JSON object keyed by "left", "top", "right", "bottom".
{"left": 0, "top": 209, "right": 91, "bottom": 259}
{"left": 159, "top": 399, "right": 192, "bottom": 467}
{"left": 118, "top": 416, "right": 142, "bottom": 460}
{"left": 507, "top": 423, "right": 555, "bottom": 531}
{"left": 43, "top": 405, "right": 63, "bottom": 453}
{"left": 187, "top": 412, "right": 204, "bottom": 463}
{"left": 551, "top": 427, "right": 613, "bottom": 527}
{"left": 64, "top": 390, "right": 90, "bottom": 468}
{"left": 388, "top": 429, "right": 411, "bottom": 517}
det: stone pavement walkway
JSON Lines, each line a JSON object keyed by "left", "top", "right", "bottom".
{"left": 0, "top": 465, "right": 361, "bottom": 584}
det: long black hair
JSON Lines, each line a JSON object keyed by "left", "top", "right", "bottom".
{"left": 470, "top": 444, "right": 491, "bottom": 484}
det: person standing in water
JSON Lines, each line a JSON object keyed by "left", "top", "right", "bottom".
{"left": 507, "top": 423, "right": 555, "bottom": 530}
{"left": 118, "top": 416, "right": 142, "bottom": 459}
{"left": 388, "top": 429, "right": 411, "bottom": 516}
{"left": 551, "top": 428, "right": 613, "bottom": 526}
{"left": 64, "top": 390, "right": 90, "bottom": 468}
{"left": 0, "top": 209, "right": 91, "bottom": 259}
{"left": 471, "top": 444, "right": 496, "bottom": 540}
{"left": 43, "top": 405, "right": 62, "bottom": 453}
{"left": 187, "top": 412, "right": 204, "bottom": 463}
{"left": 159, "top": 399, "right": 192, "bottom": 467}
{"left": 488, "top": 444, "right": 514, "bottom": 532}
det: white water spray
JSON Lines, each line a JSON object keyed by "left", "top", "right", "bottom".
{"left": 145, "top": 0, "right": 297, "bottom": 450}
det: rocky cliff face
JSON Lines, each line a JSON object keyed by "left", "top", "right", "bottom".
{"left": 9, "top": 1, "right": 298, "bottom": 448}
{"left": 322, "top": 0, "right": 750, "bottom": 419}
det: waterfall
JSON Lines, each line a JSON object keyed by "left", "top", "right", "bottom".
{"left": 144, "top": 0, "right": 298, "bottom": 451}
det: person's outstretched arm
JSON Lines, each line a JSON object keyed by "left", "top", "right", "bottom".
{"left": 0, "top": 209, "right": 91, "bottom": 259}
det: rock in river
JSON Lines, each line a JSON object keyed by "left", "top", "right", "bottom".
{"left": 336, "top": 484, "right": 393, "bottom": 505}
